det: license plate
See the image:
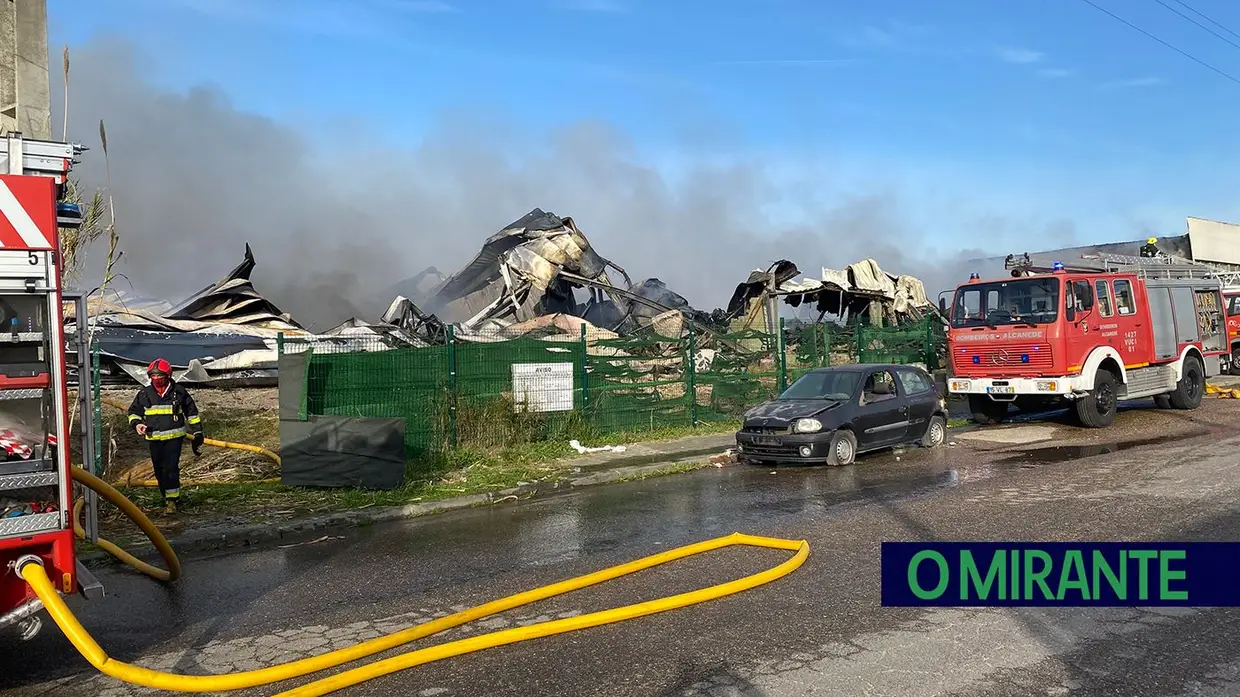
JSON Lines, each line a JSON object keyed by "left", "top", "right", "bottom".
{"left": 986, "top": 386, "right": 1017, "bottom": 394}
{"left": 753, "top": 436, "right": 781, "bottom": 446}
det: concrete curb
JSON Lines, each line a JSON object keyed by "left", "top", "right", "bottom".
{"left": 80, "top": 457, "right": 727, "bottom": 567}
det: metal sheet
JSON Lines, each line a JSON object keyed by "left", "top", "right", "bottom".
{"left": 1148, "top": 286, "right": 1177, "bottom": 359}
{"left": 0, "top": 511, "right": 59, "bottom": 538}
{"left": 1171, "top": 286, "right": 1200, "bottom": 345}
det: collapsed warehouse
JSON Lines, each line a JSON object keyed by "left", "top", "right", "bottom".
{"left": 65, "top": 208, "right": 938, "bottom": 386}
{"left": 377, "top": 208, "right": 937, "bottom": 342}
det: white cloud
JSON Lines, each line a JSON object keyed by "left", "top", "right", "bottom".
{"left": 996, "top": 47, "right": 1044, "bottom": 64}
{"left": 1103, "top": 76, "right": 1163, "bottom": 88}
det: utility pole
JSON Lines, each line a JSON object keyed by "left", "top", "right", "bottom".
{"left": 0, "top": 0, "right": 51, "bottom": 139}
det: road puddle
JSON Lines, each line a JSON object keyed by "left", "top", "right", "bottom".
{"left": 993, "top": 431, "right": 1208, "bottom": 465}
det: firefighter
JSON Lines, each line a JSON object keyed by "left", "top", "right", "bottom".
{"left": 1140, "top": 237, "right": 1160, "bottom": 257}
{"left": 126, "top": 359, "right": 204, "bottom": 514}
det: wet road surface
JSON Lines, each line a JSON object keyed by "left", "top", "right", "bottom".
{"left": 5, "top": 400, "right": 1240, "bottom": 696}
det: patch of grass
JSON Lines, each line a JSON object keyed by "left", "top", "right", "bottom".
{"left": 97, "top": 419, "right": 743, "bottom": 533}
{"left": 947, "top": 417, "right": 970, "bottom": 428}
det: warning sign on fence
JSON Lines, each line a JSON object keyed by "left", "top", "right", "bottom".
{"left": 511, "top": 362, "right": 575, "bottom": 413}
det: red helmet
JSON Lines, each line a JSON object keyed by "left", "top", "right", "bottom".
{"left": 147, "top": 358, "right": 171, "bottom": 376}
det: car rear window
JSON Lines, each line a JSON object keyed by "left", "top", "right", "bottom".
{"left": 897, "top": 368, "right": 934, "bottom": 395}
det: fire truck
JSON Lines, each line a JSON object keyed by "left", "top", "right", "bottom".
{"left": 0, "top": 131, "right": 102, "bottom": 640}
{"left": 1224, "top": 287, "right": 1240, "bottom": 374}
{"left": 943, "top": 252, "right": 1229, "bottom": 428}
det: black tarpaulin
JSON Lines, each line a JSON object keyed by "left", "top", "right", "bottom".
{"left": 279, "top": 416, "right": 406, "bottom": 490}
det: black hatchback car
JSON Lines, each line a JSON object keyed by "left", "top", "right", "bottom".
{"left": 735, "top": 364, "right": 949, "bottom": 467}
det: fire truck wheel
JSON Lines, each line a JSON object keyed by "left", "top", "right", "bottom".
{"left": 1230, "top": 349, "right": 1240, "bottom": 376}
{"left": 1074, "top": 370, "right": 1118, "bottom": 428}
{"left": 968, "top": 394, "right": 1008, "bottom": 425}
{"left": 1167, "top": 355, "right": 1205, "bottom": 410}
{"left": 1153, "top": 394, "right": 1172, "bottom": 409}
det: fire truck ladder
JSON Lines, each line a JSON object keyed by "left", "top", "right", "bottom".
{"left": 1079, "top": 251, "right": 1240, "bottom": 286}
{"left": 1006, "top": 250, "right": 1240, "bottom": 287}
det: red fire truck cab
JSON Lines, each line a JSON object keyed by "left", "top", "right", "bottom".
{"left": 1224, "top": 289, "right": 1240, "bottom": 374}
{"left": 945, "top": 253, "right": 1227, "bottom": 428}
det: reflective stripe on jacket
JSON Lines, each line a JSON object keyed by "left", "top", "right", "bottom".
{"left": 127, "top": 380, "right": 202, "bottom": 441}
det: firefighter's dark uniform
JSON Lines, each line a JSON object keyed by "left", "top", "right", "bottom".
{"left": 127, "top": 378, "right": 202, "bottom": 508}
{"left": 1140, "top": 238, "right": 1160, "bottom": 257}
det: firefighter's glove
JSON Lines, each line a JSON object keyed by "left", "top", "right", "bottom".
{"left": 191, "top": 431, "right": 204, "bottom": 456}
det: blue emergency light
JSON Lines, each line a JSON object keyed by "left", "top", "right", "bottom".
{"left": 1052, "top": 261, "right": 1065, "bottom": 271}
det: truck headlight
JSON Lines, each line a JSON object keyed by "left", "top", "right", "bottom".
{"left": 1036, "top": 381, "right": 1058, "bottom": 392}
{"left": 949, "top": 379, "right": 971, "bottom": 391}
{"left": 793, "top": 418, "right": 823, "bottom": 433}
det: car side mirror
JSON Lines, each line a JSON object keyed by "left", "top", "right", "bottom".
{"left": 1065, "top": 305, "right": 1076, "bottom": 323}
{"left": 939, "top": 297, "right": 948, "bottom": 316}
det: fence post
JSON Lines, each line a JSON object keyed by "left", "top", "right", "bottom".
{"left": 276, "top": 331, "right": 284, "bottom": 356}
{"left": 777, "top": 316, "right": 788, "bottom": 393}
{"left": 447, "top": 325, "right": 458, "bottom": 448}
{"left": 686, "top": 320, "right": 697, "bottom": 427}
{"left": 90, "top": 342, "right": 102, "bottom": 476}
{"left": 821, "top": 323, "right": 830, "bottom": 367}
{"left": 580, "top": 323, "right": 589, "bottom": 414}
{"left": 856, "top": 318, "right": 865, "bottom": 364}
{"left": 298, "top": 345, "right": 313, "bottom": 422}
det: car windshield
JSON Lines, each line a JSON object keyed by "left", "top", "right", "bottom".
{"left": 951, "top": 277, "right": 1060, "bottom": 328}
{"left": 778, "top": 370, "right": 861, "bottom": 401}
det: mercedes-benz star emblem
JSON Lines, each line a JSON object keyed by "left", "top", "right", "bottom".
{"left": 991, "top": 349, "right": 1010, "bottom": 365}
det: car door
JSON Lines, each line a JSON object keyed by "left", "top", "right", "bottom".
{"left": 852, "top": 368, "right": 911, "bottom": 449}
{"left": 895, "top": 366, "right": 938, "bottom": 441}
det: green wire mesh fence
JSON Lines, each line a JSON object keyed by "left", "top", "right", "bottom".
{"left": 279, "top": 316, "right": 944, "bottom": 460}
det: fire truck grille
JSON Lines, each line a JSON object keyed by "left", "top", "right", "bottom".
{"left": 953, "top": 343, "right": 1054, "bottom": 374}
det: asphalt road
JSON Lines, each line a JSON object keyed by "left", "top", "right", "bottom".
{"left": 4, "top": 399, "right": 1240, "bottom": 697}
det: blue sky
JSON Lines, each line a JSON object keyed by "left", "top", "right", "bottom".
{"left": 47, "top": 0, "right": 1240, "bottom": 261}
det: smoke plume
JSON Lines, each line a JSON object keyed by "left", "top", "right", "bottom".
{"left": 53, "top": 36, "right": 1065, "bottom": 331}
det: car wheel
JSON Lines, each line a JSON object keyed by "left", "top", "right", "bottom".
{"left": 1230, "top": 348, "right": 1240, "bottom": 376}
{"left": 826, "top": 430, "right": 857, "bottom": 467}
{"left": 921, "top": 415, "right": 947, "bottom": 448}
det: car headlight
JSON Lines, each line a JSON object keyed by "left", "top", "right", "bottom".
{"left": 793, "top": 418, "right": 823, "bottom": 433}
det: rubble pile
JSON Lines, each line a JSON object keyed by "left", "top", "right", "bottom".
{"left": 68, "top": 208, "right": 939, "bottom": 386}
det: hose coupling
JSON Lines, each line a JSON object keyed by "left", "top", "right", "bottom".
{"left": 14, "top": 554, "right": 44, "bottom": 573}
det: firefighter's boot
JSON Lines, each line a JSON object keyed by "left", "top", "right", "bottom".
{"left": 163, "top": 499, "right": 177, "bottom": 515}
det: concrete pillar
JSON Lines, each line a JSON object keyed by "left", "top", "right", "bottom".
{"left": 0, "top": 0, "right": 50, "bottom": 140}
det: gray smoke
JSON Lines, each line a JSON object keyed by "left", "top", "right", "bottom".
{"left": 52, "top": 36, "right": 1072, "bottom": 331}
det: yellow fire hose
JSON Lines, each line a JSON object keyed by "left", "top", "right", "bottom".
{"left": 24, "top": 466, "right": 808, "bottom": 696}
{"left": 99, "top": 396, "right": 282, "bottom": 486}
{"left": 1206, "top": 383, "right": 1240, "bottom": 399}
